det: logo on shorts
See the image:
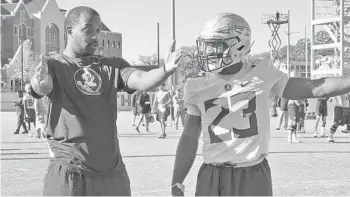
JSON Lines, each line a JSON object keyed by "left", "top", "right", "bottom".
{"left": 74, "top": 67, "right": 102, "bottom": 95}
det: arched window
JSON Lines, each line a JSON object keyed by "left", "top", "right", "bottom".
{"left": 18, "top": 23, "right": 27, "bottom": 40}
{"left": 45, "top": 23, "right": 59, "bottom": 55}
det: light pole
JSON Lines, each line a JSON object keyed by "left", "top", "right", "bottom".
{"left": 305, "top": 26, "right": 309, "bottom": 78}
{"left": 20, "top": 10, "right": 25, "bottom": 91}
{"left": 284, "top": 14, "right": 300, "bottom": 76}
{"left": 157, "top": 22, "right": 160, "bottom": 67}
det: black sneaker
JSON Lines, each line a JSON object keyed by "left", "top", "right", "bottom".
{"left": 21, "top": 130, "right": 29, "bottom": 134}
{"left": 14, "top": 131, "right": 19, "bottom": 134}
{"left": 135, "top": 127, "right": 140, "bottom": 133}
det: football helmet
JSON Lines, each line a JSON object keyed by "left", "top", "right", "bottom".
{"left": 196, "top": 13, "right": 252, "bottom": 72}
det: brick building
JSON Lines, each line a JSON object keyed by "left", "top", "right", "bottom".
{"left": 1, "top": 0, "right": 122, "bottom": 90}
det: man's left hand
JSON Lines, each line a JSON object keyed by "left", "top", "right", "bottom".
{"left": 164, "top": 40, "right": 182, "bottom": 73}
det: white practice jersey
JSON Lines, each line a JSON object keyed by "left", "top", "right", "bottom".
{"left": 23, "top": 94, "right": 35, "bottom": 110}
{"left": 184, "top": 59, "right": 290, "bottom": 167}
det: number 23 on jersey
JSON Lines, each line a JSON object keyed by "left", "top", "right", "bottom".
{"left": 204, "top": 91, "right": 258, "bottom": 144}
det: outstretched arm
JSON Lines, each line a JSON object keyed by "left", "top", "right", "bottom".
{"left": 171, "top": 114, "right": 201, "bottom": 196}
{"left": 279, "top": 77, "right": 350, "bottom": 100}
{"left": 126, "top": 40, "right": 181, "bottom": 92}
{"left": 30, "top": 55, "right": 53, "bottom": 97}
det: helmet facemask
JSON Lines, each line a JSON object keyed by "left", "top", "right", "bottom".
{"left": 196, "top": 14, "right": 253, "bottom": 73}
{"left": 196, "top": 35, "right": 252, "bottom": 73}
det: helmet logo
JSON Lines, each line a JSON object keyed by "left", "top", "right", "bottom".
{"left": 224, "top": 84, "right": 232, "bottom": 91}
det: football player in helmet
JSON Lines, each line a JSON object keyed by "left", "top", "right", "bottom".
{"left": 171, "top": 12, "right": 350, "bottom": 196}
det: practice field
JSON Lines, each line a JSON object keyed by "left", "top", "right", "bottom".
{"left": 1, "top": 111, "right": 349, "bottom": 196}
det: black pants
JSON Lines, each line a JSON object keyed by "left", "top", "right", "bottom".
{"left": 16, "top": 113, "right": 27, "bottom": 132}
{"left": 43, "top": 161, "right": 131, "bottom": 196}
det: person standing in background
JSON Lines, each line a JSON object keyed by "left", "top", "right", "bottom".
{"left": 23, "top": 84, "right": 36, "bottom": 136}
{"left": 276, "top": 97, "right": 289, "bottom": 130}
{"left": 135, "top": 91, "right": 152, "bottom": 133}
{"left": 131, "top": 90, "right": 142, "bottom": 127}
{"left": 13, "top": 91, "right": 29, "bottom": 135}
{"left": 328, "top": 93, "right": 350, "bottom": 142}
{"left": 152, "top": 83, "right": 172, "bottom": 138}
{"left": 173, "top": 88, "right": 185, "bottom": 130}
{"left": 35, "top": 96, "right": 48, "bottom": 138}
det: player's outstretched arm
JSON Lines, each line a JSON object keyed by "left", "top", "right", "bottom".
{"left": 171, "top": 114, "right": 201, "bottom": 196}
{"left": 280, "top": 77, "right": 350, "bottom": 100}
{"left": 30, "top": 54, "right": 53, "bottom": 96}
{"left": 127, "top": 40, "right": 181, "bottom": 92}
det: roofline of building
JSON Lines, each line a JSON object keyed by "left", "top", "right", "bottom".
{"left": 101, "top": 30, "right": 122, "bottom": 36}
{"left": 11, "top": 0, "right": 33, "bottom": 19}
{"left": 41, "top": 0, "right": 49, "bottom": 13}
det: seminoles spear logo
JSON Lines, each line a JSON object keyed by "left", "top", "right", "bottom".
{"left": 74, "top": 67, "right": 102, "bottom": 95}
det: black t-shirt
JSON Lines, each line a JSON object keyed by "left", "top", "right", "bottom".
{"left": 36, "top": 54, "right": 136, "bottom": 177}
{"left": 139, "top": 93, "right": 151, "bottom": 113}
{"left": 317, "top": 98, "right": 329, "bottom": 107}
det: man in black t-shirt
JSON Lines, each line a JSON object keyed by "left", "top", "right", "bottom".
{"left": 135, "top": 91, "right": 152, "bottom": 132}
{"left": 30, "top": 6, "right": 181, "bottom": 196}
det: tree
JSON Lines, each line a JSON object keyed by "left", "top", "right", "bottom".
{"left": 246, "top": 51, "right": 270, "bottom": 65}
{"left": 1, "top": 65, "right": 9, "bottom": 88}
{"left": 290, "top": 38, "right": 311, "bottom": 61}
{"left": 9, "top": 39, "right": 40, "bottom": 84}
{"left": 137, "top": 54, "right": 164, "bottom": 66}
{"left": 314, "top": 30, "right": 333, "bottom": 57}
{"left": 177, "top": 46, "right": 200, "bottom": 81}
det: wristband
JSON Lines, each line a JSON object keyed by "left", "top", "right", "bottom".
{"left": 172, "top": 183, "right": 185, "bottom": 193}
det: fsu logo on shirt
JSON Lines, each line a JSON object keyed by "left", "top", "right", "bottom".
{"left": 74, "top": 67, "right": 102, "bottom": 95}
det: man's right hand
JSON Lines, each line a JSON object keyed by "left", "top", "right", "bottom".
{"left": 34, "top": 54, "right": 49, "bottom": 86}
{"left": 171, "top": 185, "right": 184, "bottom": 196}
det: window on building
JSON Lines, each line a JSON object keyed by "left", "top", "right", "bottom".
{"left": 45, "top": 23, "right": 60, "bottom": 55}
{"left": 117, "top": 41, "right": 121, "bottom": 49}
{"left": 107, "top": 40, "right": 110, "bottom": 47}
{"left": 27, "top": 27, "right": 30, "bottom": 37}
{"left": 14, "top": 25, "right": 18, "bottom": 35}
{"left": 18, "top": 23, "right": 27, "bottom": 40}
{"left": 102, "top": 40, "right": 105, "bottom": 46}
{"left": 112, "top": 41, "right": 116, "bottom": 48}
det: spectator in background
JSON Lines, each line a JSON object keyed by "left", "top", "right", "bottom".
{"left": 131, "top": 90, "right": 142, "bottom": 127}
{"left": 35, "top": 96, "right": 48, "bottom": 138}
{"left": 288, "top": 99, "right": 302, "bottom": 143}
{"left": 152, "top": 83, "right": 172, "bottom": 138}
{"left": 313, "top": 97, "right": 330, "bottom": 137}
{"left": 328, "top": 93, "right": 350, "bottom": 142}
{"left": 13, "top": 90, "right": 29, "bottom": 135}
{"left": 297, "top": 99, "right": 307, "bottom": 133}
{"left": 135, "top": 91, "right": 152, "bottom": 133}
{"left": 276, "top": 97, "right": 289, "bottom": 130}
{"left": 173, "top": 88, "right": 185, "bottom": 130}
{"left": 276, "top": 11, "right": 280, "bottom": 21}
{"left": 23, "top": 84, "right": 36, "bottom": 136}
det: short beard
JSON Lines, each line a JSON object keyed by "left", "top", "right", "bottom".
{"left": 77, "top": 45, "right": 96, "bottom": 56}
